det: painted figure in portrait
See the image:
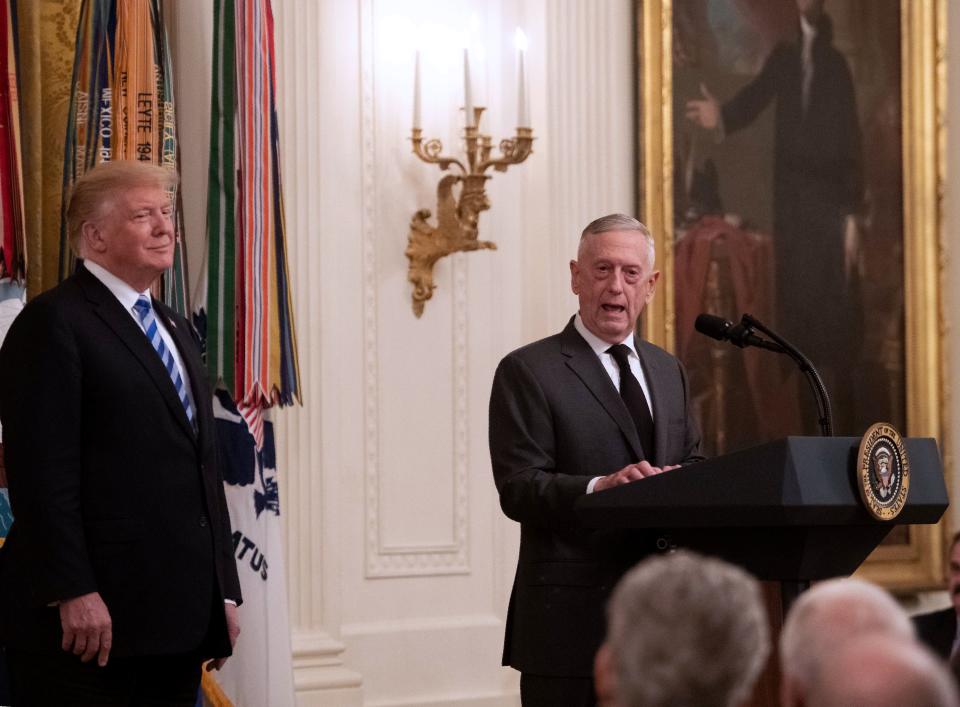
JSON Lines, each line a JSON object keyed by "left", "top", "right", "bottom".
{"left": 673, "top": 0, "right": 904, "bottom": 453}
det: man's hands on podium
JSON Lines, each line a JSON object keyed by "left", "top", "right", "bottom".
{"left": 593, "top": 461, "right": 681, "bottom": 492}
{"left": 60, "top": 591, "right": 112, "bottom": 667}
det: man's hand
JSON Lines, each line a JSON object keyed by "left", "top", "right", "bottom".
{"left": 205, "top": 602, "right": 241, "bottom": 671}
{"left": 60, "top": 591, "right": 112, "bottom": 667}
{"left": 685, "top": 83, "right": 720, "bottom": 130}
{"left": 593, "top": 462, "right": 681, "bottom": 492}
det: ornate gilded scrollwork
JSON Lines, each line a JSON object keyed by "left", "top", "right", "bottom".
{"left": 407, "top": 114, "right": 533, "bottom": 317}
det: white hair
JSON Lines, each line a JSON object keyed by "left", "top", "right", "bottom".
{"left": 780, "top": 577, "right": 915, "bottom": 693}
{"left": 806, "top": 634, "right": 959, "bottom": 707}
{"left": 578, "top": 213, "right": 655, "bottom": 267}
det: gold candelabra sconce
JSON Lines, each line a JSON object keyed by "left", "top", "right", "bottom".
{"left": 406, "top": 111, "right": 533, "bottom": 317}
{"left": 406, "top": 33, "right": 533, "bottom": 317}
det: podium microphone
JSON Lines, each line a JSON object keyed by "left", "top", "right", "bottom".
{"left": 694, "top": 313, "right": 783, "bottom": 352}
{"left": 693, "top": 313, "right": 733, "bottom": 340}
{"left": 693, "top": 312, "right": 833, "bottom": 436}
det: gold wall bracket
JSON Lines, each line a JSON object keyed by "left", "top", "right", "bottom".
{"left": 407, "top": 109, "right": 533, "bottom": 317}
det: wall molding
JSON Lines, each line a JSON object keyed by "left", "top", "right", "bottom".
{"left": 361, "top": 0, "right": 470, "bottom": 579}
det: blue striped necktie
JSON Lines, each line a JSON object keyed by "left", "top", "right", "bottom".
{"left": 132, "top": 295, "right": 196, "bottom": 430}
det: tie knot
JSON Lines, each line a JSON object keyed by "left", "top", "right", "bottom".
{"left": 133, "top": 295, "right": 152, "bottom": 318}
{"left": 606, "top": 344, "right": 632, "bottom": 369}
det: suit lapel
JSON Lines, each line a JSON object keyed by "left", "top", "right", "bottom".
{"left": 560, "top": 319, "right": 645, "bottom": 461}
{"left": 635, "top": 336, "right": 666, "bottom": 467}
{"left": 76, "top": 268, "right": 197, "bottom": 444}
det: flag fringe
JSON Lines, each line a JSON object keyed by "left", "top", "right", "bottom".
{"left": 201, "top": 670, "right": 235, "bottom": 707}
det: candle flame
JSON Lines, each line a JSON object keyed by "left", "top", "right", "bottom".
{"left": 514, "top": 28, "right": 528, "bottom": 52}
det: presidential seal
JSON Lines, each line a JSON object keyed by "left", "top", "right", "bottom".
{"left": 857, "top": 423, "right": 910, "bottom": 521}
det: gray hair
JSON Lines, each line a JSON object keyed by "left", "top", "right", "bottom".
{"left": 606, "top": 551, "right": 770, "bottom": 707}
{"left": 578, "top": 213, "right": 655, "bottom": 265}
{"left": 780, "top": 578, "right": 915, "bottom": 694}
{"left": 805, "top": 634, "right": 959, "bottom": 707}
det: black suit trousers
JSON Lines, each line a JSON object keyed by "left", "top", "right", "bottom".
{"left": 5, "top": 648, "right": 201, "bottom": 707}
{"left": 520, "top": 673, "right": 596, "bottom": 707}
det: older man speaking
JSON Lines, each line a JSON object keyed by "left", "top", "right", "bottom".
{"left": 489, "top": 213, "right": 704, "bottom": 706}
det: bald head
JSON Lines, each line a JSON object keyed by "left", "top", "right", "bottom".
{"left": 806, "top": 635, "right": 958, "bottom": 707}
{"left": 780, "top": 578, "right": 915, "bottom": 705}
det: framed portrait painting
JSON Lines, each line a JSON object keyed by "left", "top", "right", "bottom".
{"left": 636, "top": 0, "right": 946, "bottom": 590}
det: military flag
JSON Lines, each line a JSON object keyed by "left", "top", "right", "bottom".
{"left": 199, "top": 0, "right": 299, "bottom": 704}
{"left": 61, "top": 0, "right": 189, "bottom": 314}
{"left": 205, "top": 392, "right": 295, "bottom": 707}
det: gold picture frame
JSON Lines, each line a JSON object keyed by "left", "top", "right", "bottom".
{"left": 637, "top": 0, "right": 947, "bottom": 590}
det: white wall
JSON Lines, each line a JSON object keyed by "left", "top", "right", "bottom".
{"left": 169, "top": 1, "right": 634, "bottom": 704}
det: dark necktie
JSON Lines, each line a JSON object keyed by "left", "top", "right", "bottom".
{"left": 607, "top": 344, "right": 654, "bottom": 460}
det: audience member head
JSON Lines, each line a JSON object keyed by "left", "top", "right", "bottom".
{"left": 595, "top": 550, "right": 770, "bottom": 707}
{"left": 804, "top": 634, "right": 958, "bottom": 707}
{"left": 779, "top": 577, "right": 915, "bottom": 707}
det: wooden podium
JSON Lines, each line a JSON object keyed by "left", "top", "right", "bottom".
{"left": 575, "top": 436, "right": 948, "bottom": 705}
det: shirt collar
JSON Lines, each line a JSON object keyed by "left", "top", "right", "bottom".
{"left": 800, "top": 15, "right": 817, "bottom": 43}
{"left": 82, "top": 259, "right": 151, "bottom": 313}
{"left": 573, "top": 313, "right": 639, "bottom": 359}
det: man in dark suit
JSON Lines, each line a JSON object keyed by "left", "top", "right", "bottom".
{"left": 0, "top": 160, "right": 241, "bottom": 705}
{"left": 685, "top": 0, "right": 863, "bottom": 434}
{"left": 914, "top": 532, "right": 960, "bottom": 661}
{"left": 489, "top": 214, "right": 704, "bottom": 706}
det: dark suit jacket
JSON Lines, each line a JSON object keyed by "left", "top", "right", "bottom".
{"left": 0, "top": 265, "right": 241, "bottom": 658}
{"left": 489, "top": 317, "right": 704, "bottom": 677}
{"left": 914, "top": 607, "right": 957, "bottom": 660}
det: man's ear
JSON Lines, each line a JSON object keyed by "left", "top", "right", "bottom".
{"left": 644, "top": 269, "right": 661, "bottom": 304}
{"left": 594, "top": 642, "right": 617, "bottom": 706}
{"left": 570, "top": 260, "right": 580, "bottom": 295}
{"left": 81, "top": 221, "right": 106, "bottom": 254}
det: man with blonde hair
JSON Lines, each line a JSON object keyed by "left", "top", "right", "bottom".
{"left": 779, "top": 577, "right": 915, "bottom": 707}
{"left": 594, "top": 551, "right": 770, "bottom": 707}
{"left": 0, "top": 160, "right": 241, "bottom": 705}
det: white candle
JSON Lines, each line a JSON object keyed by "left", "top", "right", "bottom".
{"left": 515, "top": 29, "right": 529, "bottom": 127}
{"left": 413, "top": 50, "right": 421, "bottom": 130}
{"left": 463, "top": 47, "right": 474, "bottom": 128}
